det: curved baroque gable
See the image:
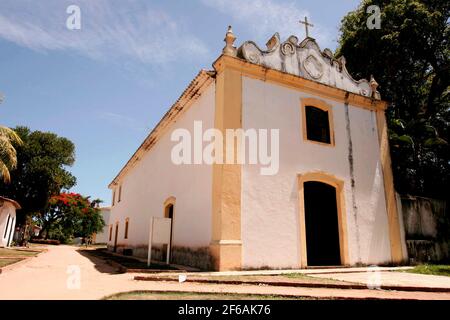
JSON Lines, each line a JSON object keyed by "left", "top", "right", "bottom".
{"left": 237, "top": 33, "right": 373, "bottom": 98}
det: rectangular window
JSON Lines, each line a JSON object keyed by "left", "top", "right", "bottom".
{"left": 118, "top": 185, "right": 122, "bottom": 202}
{"left": 301, "top": 98, "right": 334, "bottom": 147}
{"left": 305, "top": 105, "right": 331, "bottom": 144}
{"left": 124, "top": 219, "right": 129, "bottom": 239}
{"left": 112, "top": 190, "right": 116, "bottom": 206}
{"left": 109, "top": 225, "right": 113, "bottom": 241}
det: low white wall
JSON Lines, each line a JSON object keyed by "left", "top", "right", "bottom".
{"left": 400, "top": 195, "right": 448, "bottom": 262}
{"left": 241, "top": 77, "right": 392, "bottom": 268}
{"left": 94, "top": 208, "right": 111, "bottom": 244}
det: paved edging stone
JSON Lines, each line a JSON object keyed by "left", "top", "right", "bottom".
{"left": 133, "top": 275, "right": 450, "bottom": 293}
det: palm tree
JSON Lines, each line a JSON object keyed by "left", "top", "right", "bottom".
{"left": 0, "top": 125, "right": 22, "bottom": 183}
{"left": 0, "top": 94, "right": 23, "bottom": 183}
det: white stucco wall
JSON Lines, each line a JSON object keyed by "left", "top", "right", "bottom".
{"left": 241, "top": 76, "right": 391, "bottom": 268}
{"left": 0, "top": 202, "right": 17, "bottom": 247}
{"left": 94, "top": 207, "right": 111, "bottom": 244}
{"left": 108, "top": 83, "right": 215, "bottom": 254}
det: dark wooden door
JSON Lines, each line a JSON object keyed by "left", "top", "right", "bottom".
{"left": 304, "top": 181, "right": 341, "bottom": 266}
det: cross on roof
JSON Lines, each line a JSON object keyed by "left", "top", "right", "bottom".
{"left": 299, "top": 16, "right": 314, "bottom": 38}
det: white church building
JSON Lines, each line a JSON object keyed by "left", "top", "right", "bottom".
{"left": 106, "top": 27, "right": 408, "bottom": 271}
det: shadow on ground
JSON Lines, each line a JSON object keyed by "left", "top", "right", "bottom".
{"left": 76, "top": 247, "right": 178, "bottom": 274}
{"left": 76, "top": 249, "right": 121, "bottom": 275}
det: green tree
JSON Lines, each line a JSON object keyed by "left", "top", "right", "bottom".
{"left": 0, "top": 126, "right": 76, "bottom": 223}
{"left": 0, "top": 126, "right": 22, "bottom": 183}
{"left": 77, "top": 199, "right": 105, "bottom": 242}
{"left": 337, "top": 0, "right": 449, "bottom": 199}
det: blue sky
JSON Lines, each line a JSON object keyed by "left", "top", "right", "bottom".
{"left": 0, "top": 0, "right": 361, "bottom": 205}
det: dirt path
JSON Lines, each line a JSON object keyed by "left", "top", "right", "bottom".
{"left": 0, "top": 245, "right": 449, "bottom": 300}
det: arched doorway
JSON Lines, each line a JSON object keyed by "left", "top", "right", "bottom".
{"left": 164, "top": 197, "right": 175, "bottom": 263}
{"left": 297, "top": 172, "right": 349, "bottom": 268}
{"left": 304, "top": 181, "right": 340, "bottom": 266}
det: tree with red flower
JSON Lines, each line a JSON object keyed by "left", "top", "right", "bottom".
{"left": 38, "top": 192, "right": 105, "bottom": 243}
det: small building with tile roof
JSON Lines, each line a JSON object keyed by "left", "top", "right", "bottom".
{"left": 0, "top": 196, "right": 21, "bottom": 247}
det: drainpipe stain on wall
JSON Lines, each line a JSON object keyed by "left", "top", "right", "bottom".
{"left": 344, "top": 94, "right": 361, "bottom": 264}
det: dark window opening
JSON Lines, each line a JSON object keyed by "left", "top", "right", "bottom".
{"left": 114, "top": 224, "right": 119, "bottom": 252}
{"left": 124, "top": 220, "right": 129, "bottom": 239}
{"left": 7, "top": 218, "right": 14, "bottom": 246}
{"left": 305, "top": 106, "right": 331, "bottom": 144}
{"left": 4, "top": 215, "right": 11, "bottom": 239}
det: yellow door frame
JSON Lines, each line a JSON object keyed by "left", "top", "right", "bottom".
{"left": 297, "top": 171, "right": 350, "bottom": 268}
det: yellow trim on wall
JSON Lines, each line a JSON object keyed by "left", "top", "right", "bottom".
{"left": 297, "top": 172, "right": 349, "bottom": 268}
{"left": 210, "top": 64, "right": 243, "bottom": 271}
{"left": 213, "top": 55, "right": 388, "bottom": 112}
{"left": 376, "top": 110, "right": 404, "bottom": 264}
{"left": 301, "top": 97, "right": 335, "bottom": 147}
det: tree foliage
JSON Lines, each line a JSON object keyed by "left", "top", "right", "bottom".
{"left": 40, "top": 192, "right": 105, "bottom": 243}
{"left": 337, "top": 0, "right": 449, "bottom": 198}
{"left": 0, "top": 126, "right": 76, "bottom": 222}
{"left": 0, "top": 126, "right": 22, "bottom": 183}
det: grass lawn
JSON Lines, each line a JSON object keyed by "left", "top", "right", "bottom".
{"left": 281, "top": 273, "right": 354, "bottom": 285}
{"left": 0, "top": 248, "right": 40, "bottom": 257}
{"left": 281, "top": 273, "right": 330, "bottom": 282}
{"left": 405, "top": 264, "right": 450, "bottom": 277}
{"left": 105, "top": 291, "right": 309, "bottom": 300}
{"left": 0, "top": 258, "right": 23, "bottom": 268}
{"left": 192, "top": 274, "right": 344, "bottom": 285}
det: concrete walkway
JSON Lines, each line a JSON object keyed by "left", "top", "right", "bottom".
{"left": 0, "top": 245, "right": 449, "bottom": 300}
{"left": 310, "top": 271, "right": 450, "bottom": 290}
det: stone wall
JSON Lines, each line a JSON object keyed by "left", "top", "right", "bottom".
{"left": 107, "top": 244, "right": 214, "bottom": 270}
{"left": 399, "top": 195, "right": 449, "bottom": 263}
{"left": 170, "top": 246, "right": 214, "bottom": 271}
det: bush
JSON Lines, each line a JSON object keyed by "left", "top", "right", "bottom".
{"left": 46, "top": 226, "right": 73, "bottom": 244}
{"left": 30, "top": 239, "right": 60, "bottom": 245}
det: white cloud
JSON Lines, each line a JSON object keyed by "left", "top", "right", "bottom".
{"left": 202, "top": 0, "right": 334, "bottom": 49}
{"left": 0, "top": 0, "right": 209, "bottom": 65}
{"left": 99, "top": 112, "right": 146, "bottom": 132}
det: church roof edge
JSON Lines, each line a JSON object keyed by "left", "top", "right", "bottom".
{"left": 0, "top": 196, "right": 21, "bottom": 209}
{"left": 108, "top": 69, "right": 215, "bottom": 188}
